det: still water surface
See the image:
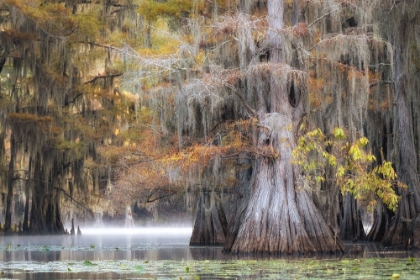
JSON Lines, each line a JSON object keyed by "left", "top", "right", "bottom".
{"left": 0, "top": 227, "right": 419, "bottom": 279}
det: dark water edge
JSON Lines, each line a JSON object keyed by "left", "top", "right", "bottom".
{"left": 0, "top": 229, "right": 420, "bottom": 279}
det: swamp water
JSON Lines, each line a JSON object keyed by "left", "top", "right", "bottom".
{"left": 0, "top": 227, "right": 419, "bottom": 279}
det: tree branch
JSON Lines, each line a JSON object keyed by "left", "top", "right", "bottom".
{"left": 307, "top": 8, "right": 339, "bottom": 28}
{"left": 85, "top": 73, "right": 123, "bottom": 84}
{"left": 54, "top": 186, "right": 97, "bottom": 215}
{"left": 223, "top": 83, "right": 257, "bottom": 117}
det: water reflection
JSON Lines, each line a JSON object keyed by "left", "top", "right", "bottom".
{"left": 0, "top": 227, "right": 194, "bottom": 262}
{"left": 2, "top": 228, "right": 420, "bottom": 280}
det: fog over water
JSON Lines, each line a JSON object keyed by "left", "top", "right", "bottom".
{"left": 1, "top": 226, "right": 420, "bottom": 279}
{"left": 0, "top": 226, "right": 213, "bottom": 262}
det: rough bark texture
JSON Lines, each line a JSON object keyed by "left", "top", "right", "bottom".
{"left": 382, "top": 75, "right": 420, "bottom": 247}
{"left": 224, "top": 0, "right": 344, "bottom": 254}
{"left": 4, "top": 132, "right": 17, "bottom": 235}
{"left": 338, "top": 193, "right": 366, "bottom": 241}
{"left": 366, "top": 202, "right": 391, "bottom": 242}
{"left": 190, "top": 191, "right": 227, "bottom": 246}
{"left": 377, "top": 2, "right": 420, "bottom": 248}
{"left": 223, "top": 156, "right": 252, "bottom": 251}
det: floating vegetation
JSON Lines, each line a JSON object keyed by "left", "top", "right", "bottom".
{"left": 82, "top": 260, "right": 97, "bottom": 266}
{"left": 0, "top": 258, "right": 419, "bottom": 279}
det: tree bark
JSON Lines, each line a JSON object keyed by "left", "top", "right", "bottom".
{"left": 28, "top": 156, "right": 48, "bottom": 234}
{"left": 225, "top": 0, "right": 344, "bottom": 254}
{"left": 189, "top": 190, "right": 227, "bottom": 246}
{"left": 338, "top": 193, "right": 366, "bottom": 241}
{"left": 223, "top": 156, "right": 252, "bottom": 251}
{"left": 382, "top": 8, "right": 420, "bottom": 247}
{"left": 4, "top": 133, "right": 16, "bottom": 234}
{"left": 366, "top": 202, "right": 391, "bottom": 242}
{"left": 382, "top": 75, "right": 420, "bottom": 247}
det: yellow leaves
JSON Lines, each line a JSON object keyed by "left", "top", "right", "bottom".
{"left": 358, "top": 137, "right": 369, "bottom": 146}
{"left": 328, "top": 154, "right": 337, "bottom": 166}
{"left": 194, "top": 51, "right": 206, "bottom": 66}
{"left": 8, "top": 113, "right": 54, "bottom": 125}
{"left": 333, "top": 127, "right": 346, "bottom": 139}
{"left": 162, "top": 144, "right": 223, "bottom": 173}
{"left": 349, "top": 143, "right": 362, "bottom": 160}
{"left": 336, "top": 166, "right": 346, "bottom": 177}
{"left": 293, "top": 126, "right": 402, "bottom": 212}
{"left": 373, "top": 161, "right": 398, "bottom": 180}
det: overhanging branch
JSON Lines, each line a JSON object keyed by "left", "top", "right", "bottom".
{"left": 85, "top": 73, "right": 123, "bottom": 84}
{"left": 223, "top": 83, "right": 257, "bottom": 117}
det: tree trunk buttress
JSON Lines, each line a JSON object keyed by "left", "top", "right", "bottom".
{"left": 223, "top": 156, "right": 252, "bottom": 251}
{"left": 189, "top": 190, "right": 227, "bottom": 246}
{"left": 382, "top": 75, "right": 420, "bottom": 248}
{"left": 226, "top": 0, "right": 344, "bottom": 254}
{"left": 338, "top": 193, "right": 366, "bottom": 241}
{"left": 366, "top": 202, "right": 391, "bottom": 242}
{"left": 380, "top": 8, "right": 420, "bottom": 248}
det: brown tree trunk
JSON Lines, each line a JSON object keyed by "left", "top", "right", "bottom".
{"left": 223, "top": 156, "right": 252, "bottom": 251}
{"left": 22, "top": 184, "right": 30, "bottom": 233}
{"left": 382, "top": 75, "right": 420, "bottom": 247}
{"left": 380, "top": 5, "right": 420, "bottom": 249}
{"left": 225, "top": 0, "right": 344, "bottom": 254}
{"left": 367, "top": 202, "right": 391, "bottom": 242}
{"left": 4, "top": 133, "right": 16, "bottom": 234}
{"left": 189, "top": 190, "right": 227, "bottom": 246}
{"left": 30, "top": 157, "right": 66, "bottom": 235}
{"left": 28, "top": 153, "right": 48, "bottom": 234}
{"left": 338, "top": 193, "right": 366, "bottom": 241}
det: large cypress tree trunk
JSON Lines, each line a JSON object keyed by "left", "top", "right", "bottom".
{"left": 382, "top": 74, "right": 420, "bottom": 247}
{"left": 225, "top": 0, "right": 344, "bottom": 254}
{"left": 381, "top": 8, "right": 420, "bottom": 247}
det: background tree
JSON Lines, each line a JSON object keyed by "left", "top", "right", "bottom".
{"left": 0, "top": 0, "right": 139, "bottom": 234}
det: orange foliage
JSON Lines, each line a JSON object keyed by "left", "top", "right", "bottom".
{"left": 8, "top": 112, "right": 54, "bottom": 124}
{"left": 108, "top": 115, "right": 256, "bottom": 207}
{"left": 284, "top": 22, "right": 308, "bottom": 38}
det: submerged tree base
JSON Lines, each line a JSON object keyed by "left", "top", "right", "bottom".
{"left": 225, "top": 156, "right": 345, "bottom": 255}
{"left": 190, "top": 191, "right": 227, "bottom": 246}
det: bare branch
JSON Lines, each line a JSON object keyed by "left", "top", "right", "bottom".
{"left": 85, "top": 73, "right": 123, "bottom": 84}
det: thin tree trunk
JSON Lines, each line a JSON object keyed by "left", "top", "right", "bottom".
{"left": 4, "top": 133, "right": 16, "bottom": 234}
{"left": 22, "top": 185, "right": 30, "bottom": 233}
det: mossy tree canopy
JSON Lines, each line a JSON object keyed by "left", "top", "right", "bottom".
{"left": 1, "top": 0, "right": 420, "bottom": 253}
{"left": 115, "top": 0, "right": 420, "bottom": 252}
{"left": 0, "top": 0, "right": 141, "bottom": 233}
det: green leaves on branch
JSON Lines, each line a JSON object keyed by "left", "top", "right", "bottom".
{"left": 292, "top": 127, "right": 405, "bottom": 212}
